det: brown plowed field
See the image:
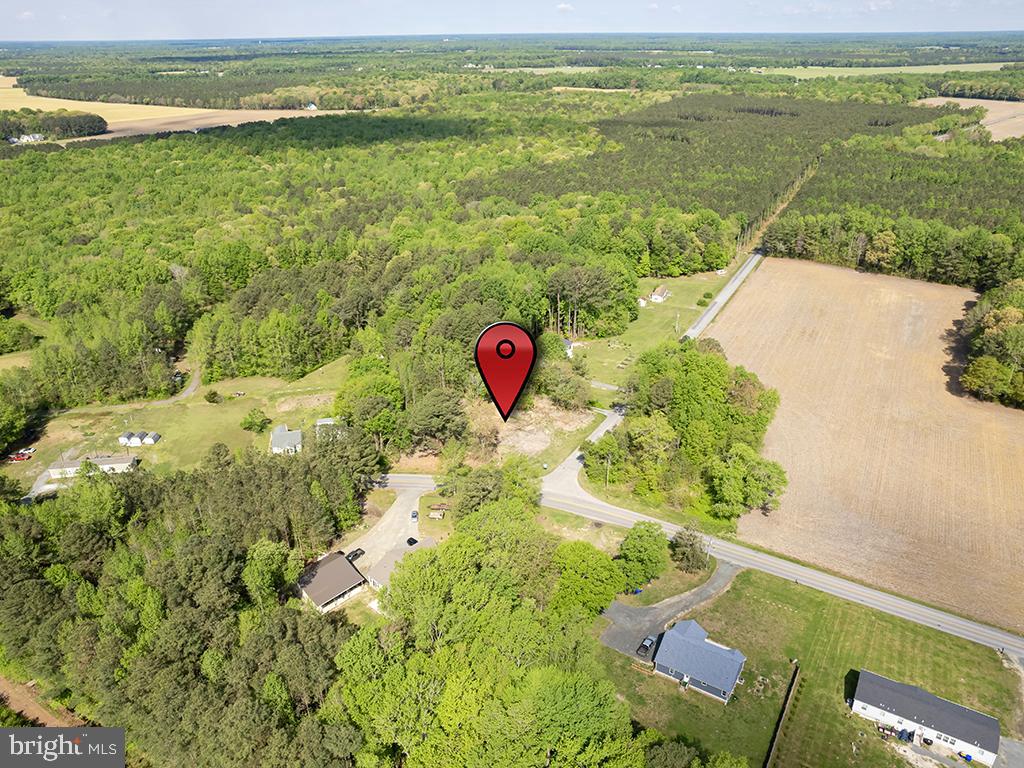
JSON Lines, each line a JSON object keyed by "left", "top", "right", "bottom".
{"left": 709, "top": 258, "right": 1024, "bottom": 631}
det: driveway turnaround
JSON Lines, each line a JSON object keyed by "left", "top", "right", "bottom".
{"left": 600, "top": 561, "right": 741, "bottom": 659}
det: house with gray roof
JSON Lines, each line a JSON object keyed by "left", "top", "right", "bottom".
{"left": 270, "top": 424, "right": 303, "bottom": 455}
{"left": 652, "top": 620, "right": 745, "bottom": 703}
{"left": 298, "top": 553, "right": 366, "bottom": 613}
{"left": 852, "top": 669, "right": 999, "bottom": 766}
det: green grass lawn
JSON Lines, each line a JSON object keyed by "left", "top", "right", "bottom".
{"left": 581, "top": 266, "right": 737, "bottom": 387}
{"left": 1, "top": 357, "right": 351, "bottom": 489}
{"left": 537, "top": 505, "right": 627, "bottom": 554}
{"left": 619, "top": 558, "right": 717, "bottom": 607}
{"left": 0, "top": 349, "right": 32, "bottom": 372}
{"left": 597, "top": 570, "right": 1022, "bottom": 768}
{"left": 417, "top": 492, "right": 455, "bottom": 543}
{"left": 761, "top": 62, "right": 1016, "bottom": 79}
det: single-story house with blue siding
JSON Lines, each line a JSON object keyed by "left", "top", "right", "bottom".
{"left": 652, "top": 620, "right": 746, "bottom": 703}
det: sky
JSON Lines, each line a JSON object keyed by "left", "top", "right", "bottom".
{"left": 2, "top": 0, "right": 1023, "bottom": 41}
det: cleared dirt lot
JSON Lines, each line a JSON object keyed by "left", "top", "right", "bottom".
{"left": 709, "top": 258, "right": 1024, "bottom": 631}
{"left": 0, "top": 78, "right": 343, "bottom": 141}
{"left": 919, "top": 96, "right": 1024, "bottom": 140}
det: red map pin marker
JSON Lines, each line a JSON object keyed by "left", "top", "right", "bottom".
{"left": 475, "top": 322, "right": 537, "bottom": 422}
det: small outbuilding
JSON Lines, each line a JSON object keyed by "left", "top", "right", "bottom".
{"left": 142, "top": 432, "right": 161, "bottom": 445}
{"left": 852, "top": 669, "right": 1000, "bottom": 766}
{"left": 298, "top": 553, "right": 366, "bottom": 613}
{"left": 117, "top": 432, "right": 134, "bottom": 446}
{"left": 652, "top": 620, "right": 745, "bottom": 703}
{"left": 650, "top": 285, "right": 670, "bottom": 303}
{"left": 270, "top": 424, "right": 303, "bottom": 454}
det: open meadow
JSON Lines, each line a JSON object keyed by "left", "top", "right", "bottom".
{"left": 708, "top": 258, "right": 1024, "bottom": 631}
{"left": 597, "top": 569, "right": 1023, "bottom": 768}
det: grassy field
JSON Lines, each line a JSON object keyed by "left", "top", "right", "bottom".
{"left": 618, "top": 558, "right": 716, "bottom": 607}
{"left": 597, "top": 570, "right": 1023, "bottom": 768}
{"left": 417, "top": 492, "right": 455, "bottom": 543}
{"left": 761, "top": 62, "right": 1017, "bottom": 79}
{"left": 0, "top": 313, "right": 50, "bottom": 373}
{"left": 537, "top": 505, "right": 627, "bottom": 554}
{"left": 1, "top": 357, "right": 350, "bottom": 488}
{"left": 582, "top": 267, "right": 736, "bottom": 389}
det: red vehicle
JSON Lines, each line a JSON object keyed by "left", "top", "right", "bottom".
{"left": 7, "top": 453, "right": 31, "bottom": 462}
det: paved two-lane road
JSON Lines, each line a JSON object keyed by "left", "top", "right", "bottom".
{"left": 384, "top": 405, "right": 1024, "bottom": 663}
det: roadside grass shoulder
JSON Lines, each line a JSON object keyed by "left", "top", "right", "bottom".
{"left": 578, "top": 472, "right": 736, "bottom": 536}
{"left": 618, "top": 559, "right": 717, "bottom": 607}
{"left": 596, "top": 570, "right": 1021, "bottom": 768}
{"left": 537, "top": 505, "right": 627, "bottom": 554}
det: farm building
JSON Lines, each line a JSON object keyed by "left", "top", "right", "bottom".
{"left": 270, "top": 424, "right": 303, "bottom": 454}
{"left": 852, "top": 670, "right": 1000, "bottom": 766}
{"left": 650, "top": 285, "right": 670, "bottom": 303}
{"left": 366, "top": 538, "right": 435, "bottom": 590}
{"left": 298, "top": 553, "right": 366, "bottom": 613}
{"left": 652, "top": 620, "right": 745, "bottom": 703}
{"left": 47, "top": 456, "right": 139, "bottom": 480}
{"left": 119, "top": 431, "right": 161, "bottom": 447}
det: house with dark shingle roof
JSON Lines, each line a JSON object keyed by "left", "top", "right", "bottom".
{"left": 652, "top": 620, "right": 745, "bottom": 703}
{"left": 298, "top": 553, "right": 366, "bottom": 613}
{"left": 852, "top": 669, "right": 999, "bottom": 766}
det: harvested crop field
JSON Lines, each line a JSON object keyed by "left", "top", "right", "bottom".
{"left": 918, "top": 96, "right": 1024, "bottom": 140}
{"left": 708, "top": 258, "right": 1024, "bottom": 631}
{"left": 0, "top": 79, "right": 345, "bottom": 141}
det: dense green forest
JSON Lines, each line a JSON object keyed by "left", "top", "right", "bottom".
{"left": 0, "top": 108, "right": 107, "bottom": 140}
{"left": 0, "top": 440, "right": 745, "bottom": 767}
{"left": 470, "top": 94, "right": 942, "bottom": 235}
{"left": 583, "top": 339, "right": 784, "bottom": 520}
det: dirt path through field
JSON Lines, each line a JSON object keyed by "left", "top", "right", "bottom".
{"left": 709, "top": 258, "right": 1024, "bottom": 631}
{"left": 0, "top": 676, "right": 84, "bottom": 726}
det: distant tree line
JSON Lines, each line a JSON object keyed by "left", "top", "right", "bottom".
{"left": 0, "top": 108, "right": 106, "bottom": 139}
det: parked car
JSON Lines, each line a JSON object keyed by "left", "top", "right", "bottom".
{"left": 8, "top": 453, "right": 30, "bottom": 462}
{"left": 636, "top": 636, "right": 656, "bottom": 657}
{"left": 21, "top": 447, "right": 35, "bottom": 454}
{"left": 922, "top": 738, "right": 933, "bottom": 746}
{"left": 411, "top": 510, "right": 418, "bottom": 520}
{"left": 346, "top": 549, "right": 365, "bottom": 562}
{"left": 406, "top": 538, "right": 418, "bottom": 546}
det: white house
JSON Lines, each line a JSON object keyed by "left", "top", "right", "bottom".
{"left": 47, "top": 456, "right": 139, "bottom": 480}
{"left": 270, "top": 424, "right": 303, "bottom": 454}
{"left": 852, "top": 670, "right": 1000, "bottom": 767}
{"left": 650, "top": 285, "right": 670, "bottom": 303}
{"left": 638, "top": 297, "right": 648, "bottom": 308}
